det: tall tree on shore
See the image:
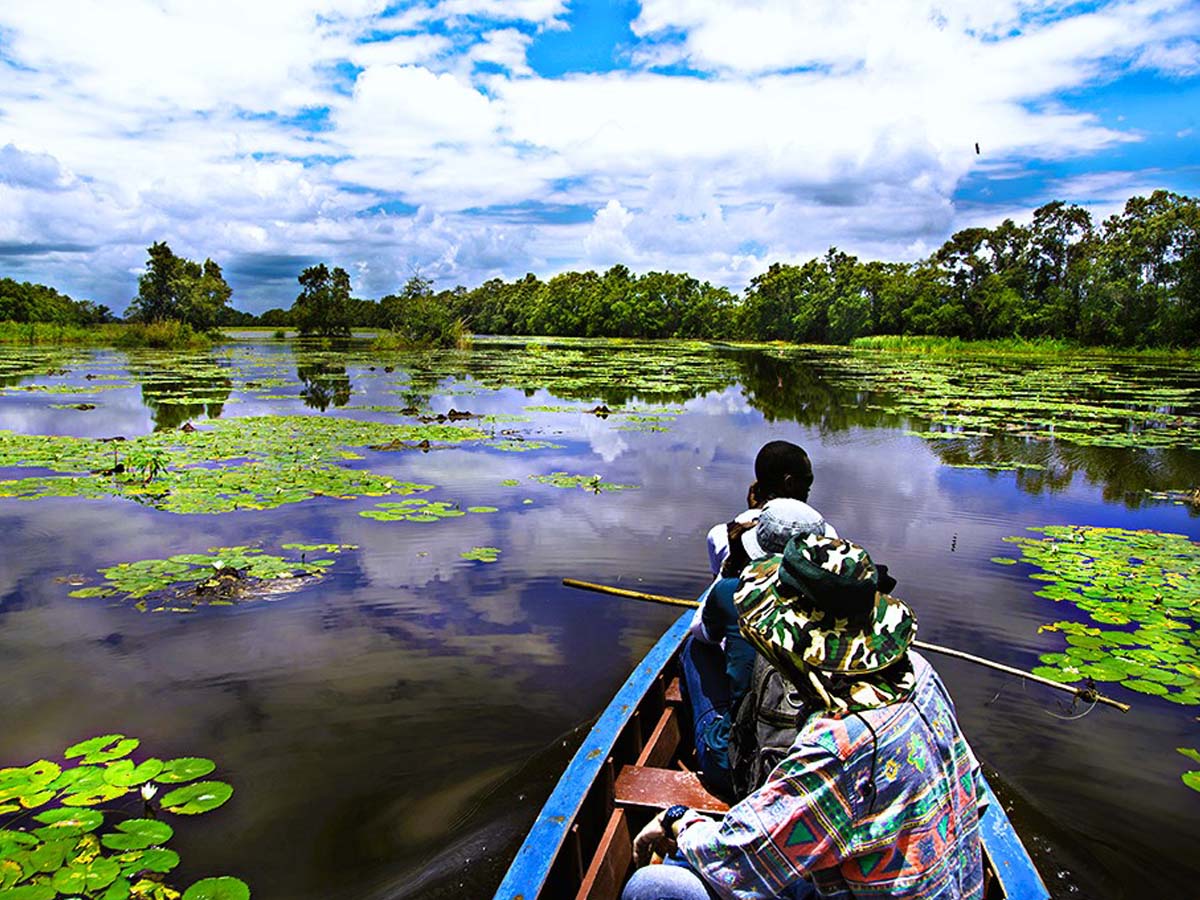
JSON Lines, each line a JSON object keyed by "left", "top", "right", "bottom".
{"left": 291, "top": 264, "right": 352, "bottom": 337}
{"left": 126, "top": 242, "right": 232, "bottom": 329}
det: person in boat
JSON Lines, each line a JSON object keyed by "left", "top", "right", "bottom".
{"left": 681, "top": 496, "right": 834, "bottom": 800}
{"left": 703, "top": 440, "right": 822, "bottom": 581}
{"left": 624, "top": 534, "right": 985, "bottom": 900}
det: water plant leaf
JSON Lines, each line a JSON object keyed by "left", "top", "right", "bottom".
{"left": 460, "top": 547, "right": 500, "bottom": 563}
{"left": 65, "top": 736, "right": 140, "bottom": 765}
{"left": 1184, "top": 771, "right": 1200, "bottom": 793}
{"left": 61, "top": 783, "right": 128, "bottom": 807}
{"left": 156, "top": 759, "right": 216, "bottom": 784}
{"left": 1006, "top": 525, "right": 1200, "bottom": 704}
{"left": 68, "top": 547, "right": 356, "bottom": 613}
{"left": 529, "top": 472, "right": 638, "bottom": 492}
{"left": 0, "top": 883, "right": 55, "bottom": 899}
{"left": 52, "top": 856, "right": 120, "bottom": 892}
{"left": 1178, "top": 748, "right": 1200, "bottom": 765}
{"left": 989, "top": 557, "right": 1018, "bottom": 566}
{"left": 127, "top": 848, "right": 180, "bottom": 874}
{"left": 181, "top": 876, "right": 250, "bottom": 900}
{"left": 30, "top": 808, "right": 103, "bottom": 842}
{"left": 101, "top": 820, "right": 173, "bottom": 851}
{"left": 160, "top": 782, "right": 232, "bottom": 815}
{"left": 103, "top": 759, "right": 163, "bottom": 787}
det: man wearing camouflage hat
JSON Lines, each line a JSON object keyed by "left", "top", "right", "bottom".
{"left": 624, "top": 533, "right": 986, "bottom": 900}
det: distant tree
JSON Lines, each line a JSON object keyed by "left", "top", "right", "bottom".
{"left": 126, "top": 242, "right": 232, "bottom": 329}
{"left": 257, "top": 308, "right": 292, "bottom": 327}
{"left": 379, "top": 274, "right": 470, "bottom": 348}
{"left": 291, "top": 264, "right": 352, "bottom": 337}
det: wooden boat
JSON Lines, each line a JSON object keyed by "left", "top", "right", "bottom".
{"left": 495, "top": 610, "right": 1051, "bottom": 900}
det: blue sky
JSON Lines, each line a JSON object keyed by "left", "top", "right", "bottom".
{"left": 0, "top": 0, "right": 1197, "bottom": 313}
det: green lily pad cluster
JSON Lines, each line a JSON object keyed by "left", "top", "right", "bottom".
{"left": 0, "top": 734, "right": 247, "bottom": 900}
{"left": 0, "top": 416, "right": 482, "bottom": 515}
{"left": 801, "top": 348, "right": 1200, "bottom": 453}
{"left": 485, "top": 439, "right": 565, "bottom": 453}
{"left": 999, "top": 525, "right": 1200, "bottom": 704}
{"left": 460, "top": 546, "right": 501, "bottom": 563}
{"left": 358, "top": 499, "right": 474, "bottom": 522}
{"left": 1179, "top": 748, "right": 1200, "bottom": 793}
{"left": 67, "top": 545, "right": 356, "bottom": 612}
{"left": 530, "top": 472, "right": 639, "bottom": 493}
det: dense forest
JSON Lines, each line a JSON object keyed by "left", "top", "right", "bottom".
{"left": 4, "top": 190, "right": 1197, "bottom": 347}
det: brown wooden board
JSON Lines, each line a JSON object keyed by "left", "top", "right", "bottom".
{"left": 614, "top": 765, "right": 730, "bottom": 815}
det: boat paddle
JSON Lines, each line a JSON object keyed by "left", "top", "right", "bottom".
{"left": 561, "top": 578, "right": 1131, "bottom": 713}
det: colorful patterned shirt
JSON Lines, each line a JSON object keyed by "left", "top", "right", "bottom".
{"left": 677, "top": 652, "right": 985, "bottom": 900}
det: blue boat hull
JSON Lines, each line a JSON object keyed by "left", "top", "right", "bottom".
{"left": 496, "top": 611, "right": 1049, "bottom": 899}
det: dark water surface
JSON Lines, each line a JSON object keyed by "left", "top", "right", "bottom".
{"left": 2, "top": 338, "right": 1199, "bottom": 899}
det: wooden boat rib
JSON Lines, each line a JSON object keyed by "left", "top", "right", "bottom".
{"left": 496, "top": 610, "right": 1051, "bottom": 900}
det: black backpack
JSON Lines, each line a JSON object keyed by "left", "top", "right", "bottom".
{"left": 728, "top": 653, "right": 810, "bottom": 798}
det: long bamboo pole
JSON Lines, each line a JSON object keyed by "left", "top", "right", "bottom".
{"left": 562, "top": 578, "right": 1131, "bottom": 713}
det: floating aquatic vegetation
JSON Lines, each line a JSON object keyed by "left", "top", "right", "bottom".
{"left": 1179, "top": 749, "right": 1200, "bottom": 792}
{"left": 797, "top": 347, "right": 1200, "bottom": 454}
{"left": 66, "top": 545, "right": 355, "bottom": 612}
{"left": 529, "top": 472, "right": 639, "bottom": 493}
{"left": 485, "top": 439, "right": 564, "bottom": 452}
{"left": 358, "top": 498, "right": 475, "bottom": 522}
{"left": 999, "top": 525, "right": 1200, "bottom": 705}
{"left": 460, "top": 547, "right": 500, "bottom": 563}
{"left": 0, "top": 416, "right": 483, "bottom": 514}
{"left": 0, "top": 734, "right": 248, "bottom": 899}
{"left": 1, "top": 382, "right": 128, "bottom": 395}
{"left": 499, "top": 479, "right": 520, "bottom": 487}
{"left": 466, "top": 506, "right": 498, "bottom": 513}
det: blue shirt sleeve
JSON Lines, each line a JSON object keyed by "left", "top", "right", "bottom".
{"left": 701, "top": 577, "right": 756, "bottom": 707}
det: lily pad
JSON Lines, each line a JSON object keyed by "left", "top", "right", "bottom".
{"left": 182, "top": 876, "right": 250, "bottom": 900}
{"left": 460, "top": 547, "right": 501, "bottom": 563}
{"left": 157, "top": 758, "right": 216, "bottom": 784}
{"left": 65, "top": 735, "right": 139, "bottom": 765}
{"left": 101, "top": 819, "right": 173, "bottom": 851}
{"left": 160, "top": 782, "right": 233, "bottom": 815}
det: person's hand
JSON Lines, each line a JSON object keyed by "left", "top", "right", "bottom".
{"left": 632, "top": 812, "right": 675, "bottom": 867}
{"left": 746, "top": 481, "right": 761, "bottom": 508}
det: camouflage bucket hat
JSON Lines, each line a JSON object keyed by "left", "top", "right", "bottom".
{"left": 733, "top": 533, "right": 916, "bottom": 681}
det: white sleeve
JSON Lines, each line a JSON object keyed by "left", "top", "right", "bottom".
{"left": 706, "top": 521, "right": 729, "bottom": 577}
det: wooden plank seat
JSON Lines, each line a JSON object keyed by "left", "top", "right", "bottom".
{"left": 635, "top": 707, "right": 682, "bottom": 769}
{"left": 614, "top": 765, "right": 730, "bottom": 816}
{"left": 576, "top": 808, "right": 633, "bottom": 900}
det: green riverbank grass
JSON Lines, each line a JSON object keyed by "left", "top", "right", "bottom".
{"left": 0, "top": 320, "right": 220, "bottom": 349}
{"left": 850, "top": 335, "right": 1200, "bottom": 359}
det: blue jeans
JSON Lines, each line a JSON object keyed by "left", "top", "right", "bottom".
{"left": 622, "top": 854, "right": 816, "bottom": 900}
{"left": 621, "top": 854, "right": 717, "bottom": 900}
{"left": 679, "top": 636, "right": 735, "bottom": 800}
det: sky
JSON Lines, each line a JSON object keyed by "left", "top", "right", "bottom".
{"left": 0, "top": 0, "right": 1198, "bottom": 314}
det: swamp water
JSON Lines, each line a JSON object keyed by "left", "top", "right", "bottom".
{"left": 1, "top": 337, "right": 1199, "bottom": 899}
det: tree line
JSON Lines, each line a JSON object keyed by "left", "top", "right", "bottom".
{"left": 275, "top": 190, "right": 1199, "bottom": 347}
{"left": 4, "top": 190, "right": 1197, "bottom": 347}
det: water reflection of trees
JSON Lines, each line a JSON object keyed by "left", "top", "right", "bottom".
{"left": 297, "top": 361, "right": 351, "bottom": 411}
{"left": 290, "top": 339, "right": 1199, "bottom": 507}
{"left": 731, "top": 351, "right": 1200, "bottom": 509}
{"left": 132, "top": 356, "right": 232, "bottom": 431}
